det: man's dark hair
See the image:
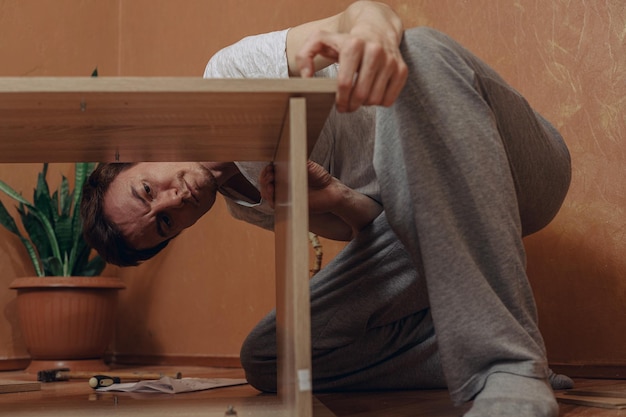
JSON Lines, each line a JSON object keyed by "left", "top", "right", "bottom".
{"left": 81, "top": 163, "right": 171, "bottom": 267}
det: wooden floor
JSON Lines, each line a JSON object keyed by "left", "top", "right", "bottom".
{"left": 0, "top": 365, "right": 624, "bottom": 416}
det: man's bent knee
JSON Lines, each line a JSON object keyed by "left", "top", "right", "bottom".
{"left": 240, "top": 323, "right": 278, "bottom": 392}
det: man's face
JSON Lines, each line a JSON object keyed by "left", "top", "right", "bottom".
{"left": 104, "top": 162, "right": 218, "bottom": 250}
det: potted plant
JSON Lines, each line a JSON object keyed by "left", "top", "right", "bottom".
{"left": 0, "top": 162, "right": 124, "bottom": 372}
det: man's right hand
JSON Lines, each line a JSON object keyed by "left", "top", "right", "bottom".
{"left": 259, "top": 161, "right": 382, "bottom": 241}
{"left": 259, "top": 160, "right": 340, "bottom": 213}
{"left": 286, "top": 1, "right": 408, "bottom": 112}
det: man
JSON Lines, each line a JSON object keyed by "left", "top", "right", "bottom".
{"left": 81, "top": 2, "right": 573, "bottom": 416}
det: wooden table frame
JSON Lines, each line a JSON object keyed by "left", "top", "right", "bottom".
{"left": 0, "top": 77, "right": 337, "bottom": 417}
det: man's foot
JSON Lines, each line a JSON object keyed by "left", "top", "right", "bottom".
{"left": 464, "top": 372, "right": 558, "bottom": 417}
{"left": 548, "top": 368, "right": 574, "bottom": 390}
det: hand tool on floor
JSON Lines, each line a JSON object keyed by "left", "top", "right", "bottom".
{"left": 37, "top": 368, "right": 182, "bottom": 385}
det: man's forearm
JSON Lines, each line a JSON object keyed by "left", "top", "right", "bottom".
{"left": 309, "top": 180, "right": 382, "bottom": 241}
{"left": 309, "top": 213, "right": 354, "bottom": 241}
{"left": 258, "top": 161, "right": 382, "bottom": 241}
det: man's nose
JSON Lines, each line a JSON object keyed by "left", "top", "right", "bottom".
{"left": 153, "top": 188, "right": 185, "bottom": 210}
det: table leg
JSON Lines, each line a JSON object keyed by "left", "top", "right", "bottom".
{"left": 273, "top": 97, "right": 313, "bottom": 417}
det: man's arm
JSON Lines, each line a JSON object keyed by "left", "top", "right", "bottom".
{"left": 259, "top": 161, "right": 382, "bottom": 241}
{"left": 286, "top": 1, "right": 408, "bottom": 112}
{"left": 305, "top": 161, "right": 382, "bottom": 240}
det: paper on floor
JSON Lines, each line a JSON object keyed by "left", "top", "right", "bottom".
{"left": 96, "top": 376, "right": 248, "bottom": 394}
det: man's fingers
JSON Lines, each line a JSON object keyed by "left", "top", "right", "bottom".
{"left": 335, "top": 37, "right": 365, "bottom": 112}
{"left": 346, "top": 42, "right": 388, "bottom": 111}
{"left": 306, "top": 160, "right": 332, "bottom": 189}
{"left": 380, "top": 58, "right": 408, "bottom": 106}
{"left": 295, "top": 30, "right": 408, "bottom": 112}
{"left": 259, "top": 164, "right": 275, "bottom": 207}
{"left": 356, "top": 44, "right": 387, "bottom": 105}
{"left": 295, "top": 31, "right": 366, "bottom": 112}
{"left": 295, "top": 30, "right": 340, "bottom": 78}
{"left": 338, "top": 41, "right": 408, "bottom": 112}
{"left": 349, "top": 44, "right": 408, "bottom": 111}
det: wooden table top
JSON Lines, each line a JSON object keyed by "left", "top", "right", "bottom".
{"left": 0, "top": 77, "right": 336, "bottom": 163}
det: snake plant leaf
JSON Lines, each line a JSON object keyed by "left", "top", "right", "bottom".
{"left": 67, "top": 162, "right": 97, "bottom": 274}
{"left": 71, "top": 162, "right": 93, "bottom": 231}
{"left": 0, "top": 199, "right": 21, "bottom": 235}
{"left": 0, "top": 163, "right": 104, "bottom": 277}
{"left": 18, "top": 236, "right": 44, "bottom": 277}
{"left": 27, "top": 211, "right": 57, "bottom": 256}
{"left": 42, "top": 256, "right": 64, "bottom": 277}
{"left": 34, "top": 165, "right": 58, "bottom": 225}
{"left": 0, "top": 177, "right": 62, "bottom": 263}
{"left": 82, "top": 256, "right": 106, "bottom": 277}
{"left": 17, "top": 205, "right": 52, "bottom": 261}
{"left": 33, "top": 189, "right": 54, "bottom": 222}
{"left": 51, "top": 190, "right": 59, "bottom": 220}
{"left": 59, "top": 175, "right": 71, "bottom": 218}
{"left": 69, "top": 236, "right": 90, "bottom": 276}
{"left": 0, "top": 179, "right": 31, "bottom": 208}
{"left": 55, "top": 214, "right": 73, "bottom": 258}
{"left": 0, "top": 201, "right": 44, "bottom": 276}
{"left": 62, "top": 252, "right": 70, "bottom": 276}
{"left": 18, "top": 207, "right": 58, "bottom": 276}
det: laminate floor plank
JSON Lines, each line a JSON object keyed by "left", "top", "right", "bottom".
{"left": 0, "top": 366, "right": 623, "bottom": 416}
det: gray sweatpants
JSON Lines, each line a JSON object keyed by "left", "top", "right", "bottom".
{"left": 240, "top": 27, "right": 571, "bottom": 405}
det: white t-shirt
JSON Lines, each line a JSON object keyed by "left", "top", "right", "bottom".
{"left": 204, "top": 29, "right": 379, "bottom": 230}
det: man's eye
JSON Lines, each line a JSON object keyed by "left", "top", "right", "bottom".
{"left": 161, "top": 215, "right": 171, "bottom": 228}
{"left": 143, "top": 184, "right": 151, "bottom": 195}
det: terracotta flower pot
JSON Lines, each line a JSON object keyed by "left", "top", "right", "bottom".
{"left": 10, "top": 276, "right": 125, "bottom": 373}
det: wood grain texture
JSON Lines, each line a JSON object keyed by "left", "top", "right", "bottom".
{"left": 0, "top": 367, "right": 335, "bottom": 416}
{"left": 556, "top": 393, "right": 626, "bottom": 410}
{"left": 1, "top": 367, "right": 619, "bottom": 416}
{"left": 0, "top": 379, "right": 40, "bottom": 394}
{"left": 0, "top": 77, "right": 335, "bottom": 162}
{"left": 274, "top": 97, "right": 313, "bottom": 417}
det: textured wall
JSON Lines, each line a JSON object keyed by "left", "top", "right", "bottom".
{"left": 0, "top": 0, "right": 624, "bottom": 370}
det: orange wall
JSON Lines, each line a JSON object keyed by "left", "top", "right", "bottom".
{"left": 410, "top": 1, "right": 626, "bottom": 368}
{"left": 0, "top": 0, "right": 121, "bottom": 367}
{"left": 112, "top": 0, "right": 355, "bottom": 364}
{"left": 0, "top": 1, "right": 624, "bottom": 371}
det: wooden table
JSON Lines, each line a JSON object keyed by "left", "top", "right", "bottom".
{"left": 0, "top": 77, "right": 337, "bottom": 417}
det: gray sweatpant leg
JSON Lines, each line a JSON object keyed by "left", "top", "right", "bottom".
{"left": 373, "top": 28, "right": 571, "bottom": 404}
{"left": 240, "top": 211, "right": 446, "bottom": 392}
{"left": 241, "top": 27, "right": 570, "bottom": 403}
